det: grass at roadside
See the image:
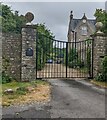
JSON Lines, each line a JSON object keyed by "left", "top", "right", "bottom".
{"left": 91, "top": 80, "right": 107, "bottom": 88}
{"left": 1, "top": 80, "right": 50, "bottom": 107}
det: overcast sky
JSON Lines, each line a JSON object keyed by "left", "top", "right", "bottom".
{"left": 3, "top": 2, "right": 105, "bottom": 40}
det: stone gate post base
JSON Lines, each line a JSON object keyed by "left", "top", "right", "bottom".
{"left": 21, "top": 25, "right": 36, "bottom": 81}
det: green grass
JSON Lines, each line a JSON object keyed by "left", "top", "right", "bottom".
{"left": 1, "top": 80, "right": 48, "bottom": 96}
{"left": 91, "top": 80, "right": 107, "bottom": 88}
{"left": 33, "top": 80, "right": 47, "bottom": 85}
{"left": 2, "top": 81, "right": 30, "bottom": 90}
{"left": 1, "top": 80, "right": 49, "bottom": 107}
{"left": 0, "top": 78, "right": 48, "bottom": 95}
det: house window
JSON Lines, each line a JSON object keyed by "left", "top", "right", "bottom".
{"left": 81, "top": 26, "right": 87, "bottom": 35}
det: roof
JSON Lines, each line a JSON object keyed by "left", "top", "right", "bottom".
{"left": 69, "top": 18, "right": 96, "bottom": 31}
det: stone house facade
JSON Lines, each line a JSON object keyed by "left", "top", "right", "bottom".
{"left": 67, "top": 11, "right": 96, "bottom": 62}
{"left": 68, "top": 11, "right": 96, "bottom": 42}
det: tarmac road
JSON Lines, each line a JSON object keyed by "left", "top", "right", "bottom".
{"left": 49, "top": 79, "right": 105, "bottom": 118}
{"left": 2, "top": 79, "right": 106, "bottom": 119}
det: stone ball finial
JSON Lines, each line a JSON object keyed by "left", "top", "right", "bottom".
{"left": 25, "top": 12, "right": 34, "bottom": 23}
{"left": 95, "top": 22, "right": 103, "bottom": 34}
{"left": 95, "top": 22, "right": 103, "bottom": 31}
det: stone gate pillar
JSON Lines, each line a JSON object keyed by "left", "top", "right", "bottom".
{"left": 21, "top": 12, "right": 36, "bottom": 81}
{"left": 93, "top": 22, "right": 107, "bottom": 78}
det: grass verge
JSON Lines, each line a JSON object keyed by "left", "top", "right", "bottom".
{"left": 91, "top": 80, "right": 107, "bottom": 88}
{"left": 1, "top": 80, "right": 50, "bottom": 107}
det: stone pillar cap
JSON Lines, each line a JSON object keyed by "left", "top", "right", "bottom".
{"left": 95, "top": 22, "right": 104, "bottom": 34}
{"left": 25, "top": 12, "right": 34, "bottom": 25}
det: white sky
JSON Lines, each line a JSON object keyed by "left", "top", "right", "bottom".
{"left": 1, "top": 1, "right": 106, "bottom": 40}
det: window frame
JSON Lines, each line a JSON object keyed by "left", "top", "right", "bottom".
{"left": 81, "top": 26, "right": 87, "bottom": 36}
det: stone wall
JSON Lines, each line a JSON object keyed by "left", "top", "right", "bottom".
{"left": 2, "top": 33, "right": 21, "bottom": 81}
{"left": 0, "top": 32, "right": 2, "bottom": 75}
{"left": 93, "top": 33, "right": 107, "bottom": 77}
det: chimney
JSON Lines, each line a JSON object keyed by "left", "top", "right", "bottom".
{"left": 70, "top": 11, "right": 73, "bottom": 20}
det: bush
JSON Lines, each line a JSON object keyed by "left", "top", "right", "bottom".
{"left": 67, "top": 48, "right": 85, "bottom": 68}
{"left": 96, "top": 56, "right": 107, "bottom": 82}
{"left": 68, "top": 48, "right": 78, "bottom": 62}
{"left": 16, "top": 87, "right": 28, "bottom": 95}
{"left": 68, "top": 61, "right": 76, "bottom": 68}
{"left": 77, "top": 60, "right": 85, "bottom": 68}
{"left": 87, "top": 48, "right": 91, "bottom": 69}
{"left": 68, "top": 59, "right": 84, "bottom": 68}
{"left": 2, "top": 71, "right": 12, "bottom": 84}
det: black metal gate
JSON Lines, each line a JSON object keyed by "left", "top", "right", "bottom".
{"left": 36, "top": 32, "right": 93, "bottom": 79}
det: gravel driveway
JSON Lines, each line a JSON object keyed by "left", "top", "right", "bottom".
{"left": 37, "top": 64, "right": 89, "bottom": 78}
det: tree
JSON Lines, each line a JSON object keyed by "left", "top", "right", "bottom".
{"left": 36, "top": 23, "right": 54, "bottom": 70}
{"left": 94, "top": 9, "right": 107, "bottom": 34}
{"left": 0, "top": 4, "right": 26, "bottom": 33}
{"left": 1, "top": 4, "right": 16, "bottom": 32}
{"left": 1, "top": 4, "right": 54, "bottom": 70}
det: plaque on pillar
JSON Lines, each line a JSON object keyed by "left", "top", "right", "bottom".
{"left": 26, "top": 48, "right": 33, "bottom": 56}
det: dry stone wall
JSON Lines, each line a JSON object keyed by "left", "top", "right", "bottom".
{"left": 2, "top": 33, "right": 21, "bottom": 81}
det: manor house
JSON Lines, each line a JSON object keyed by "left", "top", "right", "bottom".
{"left": 68, "top": 11, "right": 96, "bottom": 42}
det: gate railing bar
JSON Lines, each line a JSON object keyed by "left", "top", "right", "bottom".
{"left": 43, "top": 36, "right": 45, "bottom": 78}
{"left": 80, "top": 42, "right": 81, "bottom": 77}
{"left": 49, "top": 37, "right": 50, "bottom": 77}
{"left": 55, "top": 41, "right": 57, "bottom": 78}
{"left": 66, "top": 42, "right": 68, "bottom": 78}
{"left": 36, "top": 31, "right": 38, "bottom": 79}
{"left": 82, "top": 42, "right": 84, "bottom": 77}
{"left": 91, "top": 38, "right": 94, "bottom": 79}
{"left": 53, "top": 41, "right": 55, "bottom": 78}
{"left": 46, "top": 36, "right": 48, "bottom": 78}
{"left": 62, "top": 43, "right": 65, "bottom": 77}
{"left": 84, "top": 40, "right": 87, "bottom": 77}
{"left": 87, "top": 41, "right": 89, "bottom": 78}
{"left": 52, "top": 41, "right": 54, "bottom": 77}
{"left": 60, "top": 42, "right": 61, "bottom": 77}
{"left": 37, "top": 32, "right": 93, "bottom": 43}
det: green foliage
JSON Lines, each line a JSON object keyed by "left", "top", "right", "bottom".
{"left": 96, "top": 56, "right": 107, "bottom": 82}
{"left": 66, "top": 48, "right": 76, "bottom": 67}
{"left": 1, "top": 4, "right": 26, "bottom": 33}
{"left": 1, "top": 4, "right": 54, "bottom": 71}
{"left": 68, "top": 48, "right": 78, "bottom": 62}
{"left": 86, "top": 47, "right": 91, "bottom": 74}
{"left": 37, "top": 50, "right": 46, "bottom": 70}
{"left": 94, "top": 9, "right": 107, "bottom": 35}
{"left": 16, "top": 87, "right": 28, "bottom": 95}
{"left": 66, "top": 48, "right": 84, "bottom": 68}
{"left": 2, "top": 56, "right": 10, "bottom": 70}
{"left": 36, "top": 24, "right": 54, "bottom": 70}
{"left": 2, "top": 71, "right": 12, "bottom": 84}
{"left": 68, "top": 59, "right": 84, "bottom": 68}
{"left": 2, "top": 57, "right": 12, "bottom": 84}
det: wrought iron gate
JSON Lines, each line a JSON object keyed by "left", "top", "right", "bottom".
{"left": 36, "top": 32, "right": 93, "bottom": 79}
